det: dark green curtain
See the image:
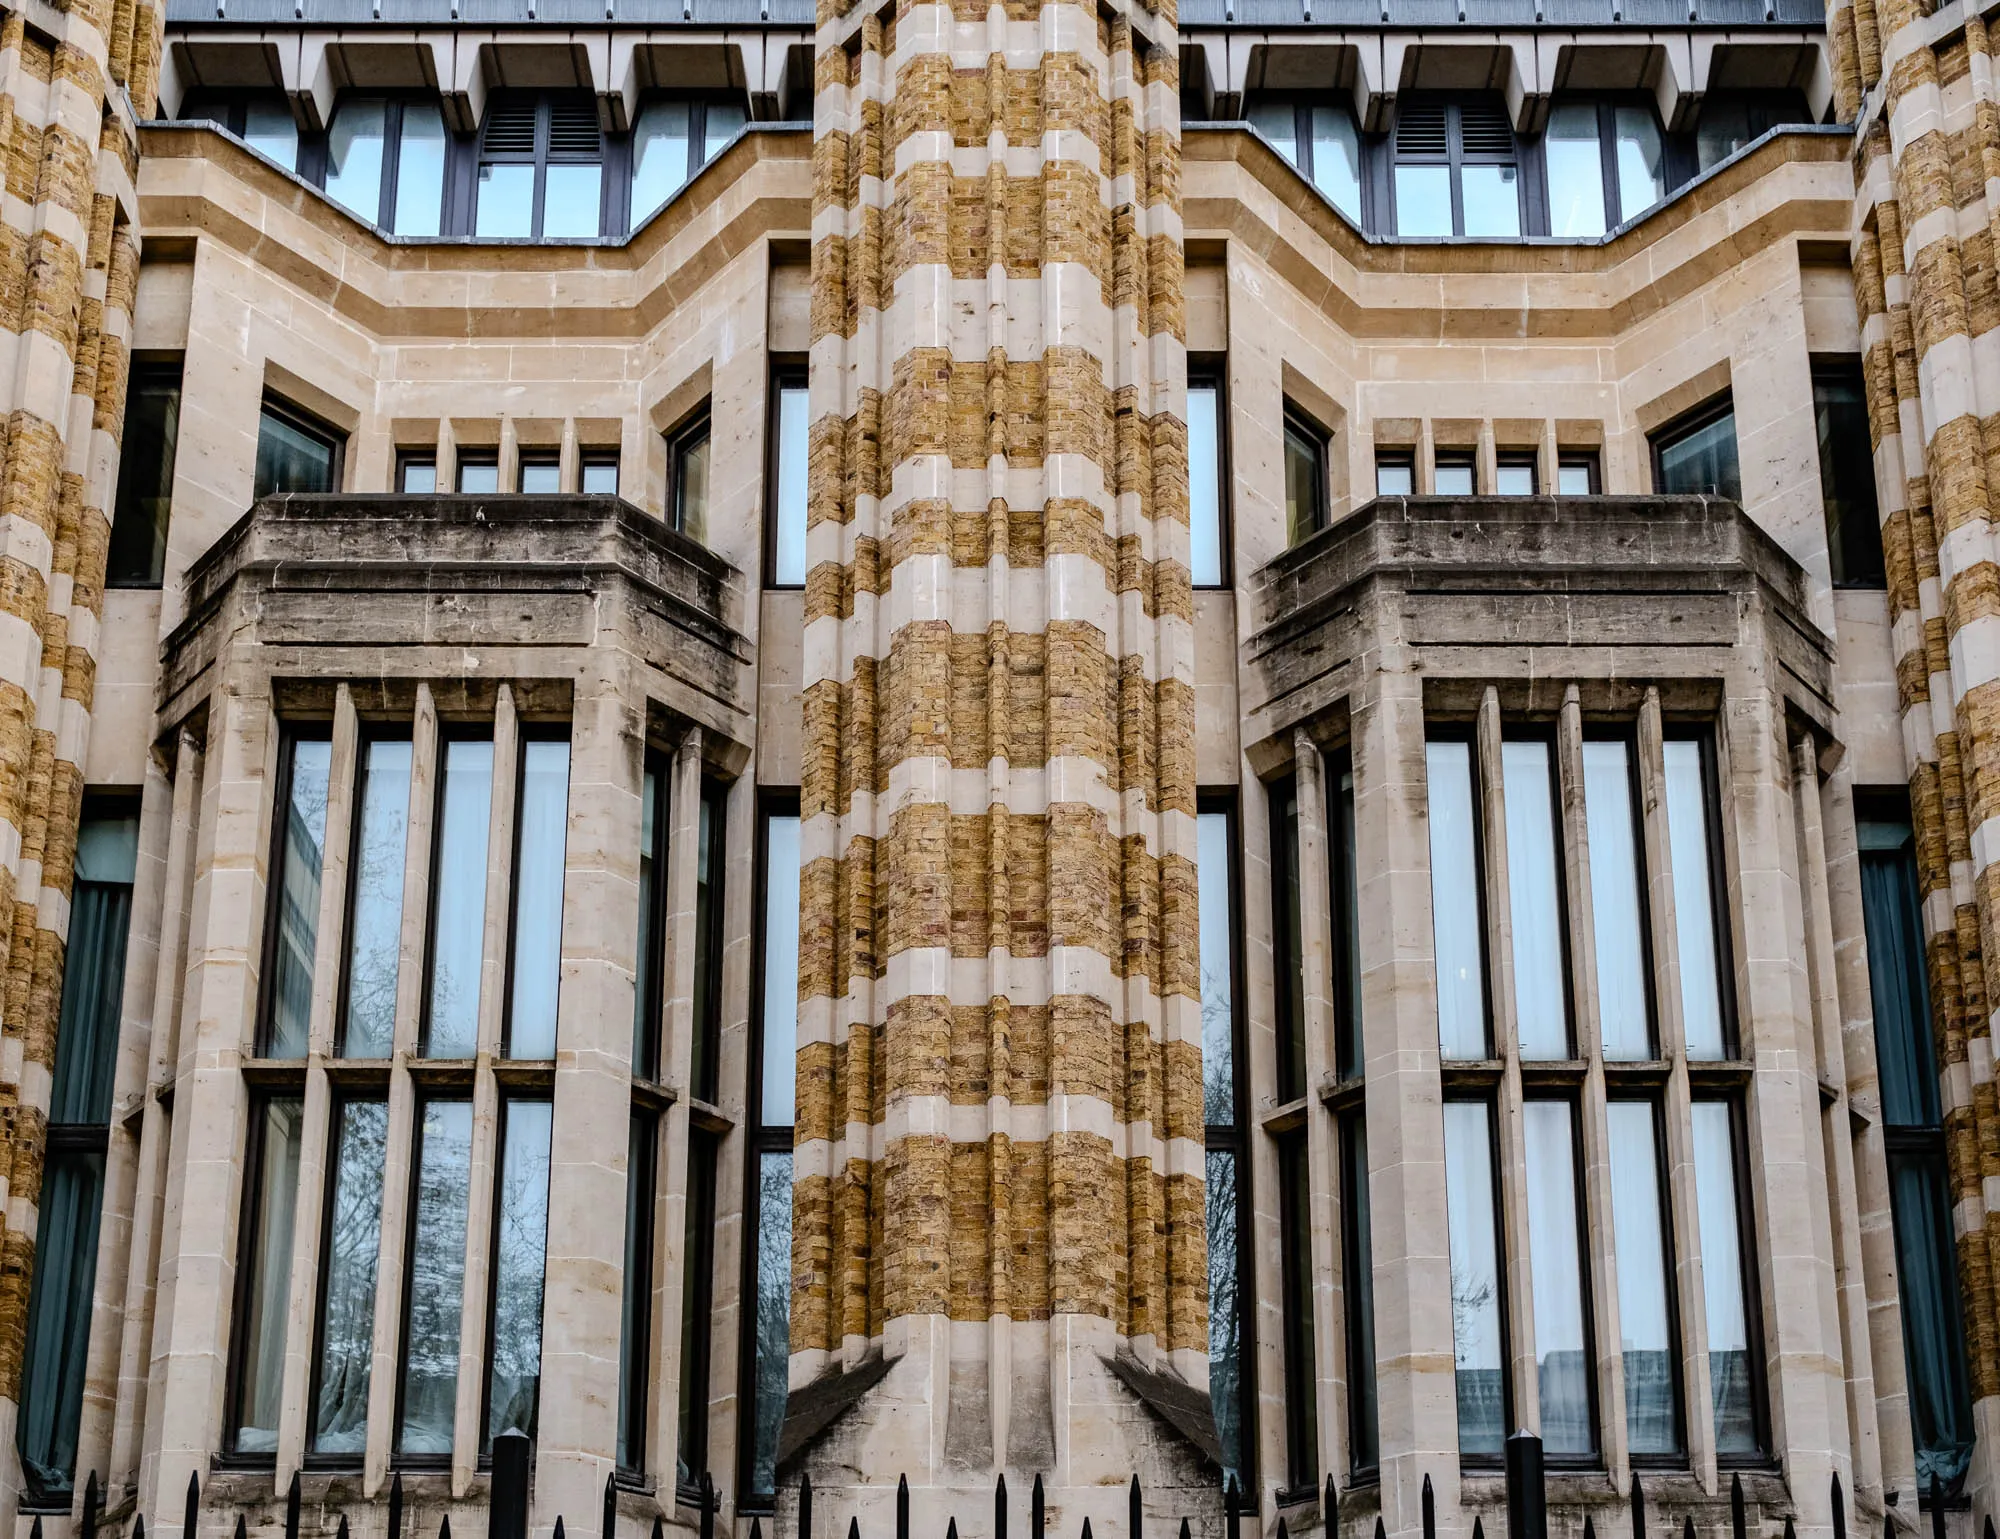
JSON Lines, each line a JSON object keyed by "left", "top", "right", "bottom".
{"left": 1889, "top": 1148, "right": 1975, "bottom": 1490}
{"left": 50, "top": 884, "right": 131, "bottom": 1126}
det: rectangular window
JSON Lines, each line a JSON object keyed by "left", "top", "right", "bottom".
{"left": 1691, "top": 1099, "right": 1761, "bottom": 1459}
{"left": 506, "top": 737, "right": 569, "bottom": 1059}
{"left": 1247, "top": 98, "right": 1362, "bottom": 223}
{"left": 620, "top": 1114, "right": 657, "bottom": 1475}
{"left": 476, "top": 97, "right": 603, "bottom": 240}
{"left": 311, "top": 1098, "right": 388, "bottom": 1457}
{"left": 668, "top": 408, "right": 712, "bottom": 543}
{"left": 768, "top": 366, "right": 808, "bottom": 587}
{"left": 243, "top": 99, "right": 300, "bottom": 170}
{"left": 1197, "top": 800, "right": 1247, "bottom": 1487}
{"left": 676, "top": 1131, "right": 718, "bottom": 1489}
{"left": 1495, "top": 454, "right": 1537, "bottom": 496}
{"left": 458, "top": 455, "right": 500, "bottom": 495}
{"left": 1816, "top": 361, "right": 1885, "bottom": 589}
{"left": 582, "top": 454, "right": 620, "bottom": 496}
{"left": 398, "top": 453, "right": 438, "bottom": 494}
{"left": 1557, "top": 455, "right": 1600, "bottom": 495}
{"left": 1664, "top": 736, "right": 1730, "bottom": 1059}
{"left": 1433, "top": 452, "right": 1475, "bottom": 496}
{"left": 424, "top": 736, "right": 494, "bottom": 1058}
{"left": 263, "top": 733, "right": 332, "bottom": 1059}
{"left": 485, "top": 1099, "right": 553, "bottom": 1449}
{"left": 1502, "top": 737, "right": 1569, "bottom": 1060}
{"left": 1189, "top": 368, "right": 1227, "bottom": 586}
{"left": 634, "top": 755, "right": 667, "bottom": 1080}
{"left": 393, "top": 102, "right": 447, "bottom": 237}
{"left": 323, "top": 100, "right": 388, "bottom": 224}
{"left": 1444, "top": 1099, "right": 1504, "bottom": 1459}
{"left": 1652, "top": 399, "right": 1742, "bottom": 502}
{"left": 231, "top": 1096, "right": 305, "bottom": 1454}
{"left": 1582, "top": 737, "right": 1652, "bottom": 1061}
{"left": 1199, "top": 808, "right": 1237, "bottom": 1129}
{"left": 1331, "top": 757, "right": 1363, "bottom": 1081}
{"left": 1376, "top": 452, "right": 1414, "bottom": 497}
{"left": 631, "top": 97, "right": 746, "bottom": 225}
{"left": 106, "top": 357, "right": 183, "bottom": 588}
{"left": 1392, "top": 100, "right": 1520, "bottom": 239}
{"left": 1426, "top": 738, "right": 1489, "bottom": 1060}
{"left": 255, "top": 396, "right": 343, "bottom": 498}
{"left": 1544, "top": 101, "right": 1666, "bottom": 238}
{"left": 1341, "top": 1114, "right": 1378, "bottom": 1476}
{"left": 518, "top": 453, "right": 561, "bottom": 494}
{"left": 1523, "top": 1099, "right": 1594, "bottom": 1458}
{"left": 1284, "top": 407, "right": 1330, "bottom": 545}
{"left": 1606, "top": 1100, "right": 1682, "bottom": 1459}
{"left": 340, "top": 734, "right": 411, "bottom": 1059}
{"left": 692, "top": 782, "right": 727, "bottom": 1104}
{"left": 1270, "top": 777, "right": 1307, "bottom": 1100}
{"left": 1277, "top": 1132, "right": 1318, "bottom": 1492}
{"left": 398, "top": 1098, "right": 474, "bottom": 1458}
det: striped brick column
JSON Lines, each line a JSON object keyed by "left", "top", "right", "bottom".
{"left": 0, "top": 0, "right": 160, "bottom": 1511}
{"left": 797, "top": 0, "right": 1205, "bottom": 1506}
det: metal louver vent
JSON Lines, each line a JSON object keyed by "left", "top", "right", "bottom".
{"left": 482, "top": 101, "right": 537, "bottom": 154}
{"left": 1394, "top": 102, "right": 1448, "bottom": 155}
{"left": 1458, "top": 101, "right": 1514, "bottom": 154}
{"left": 548, "top": 101, "right": 602, "bottom": 155}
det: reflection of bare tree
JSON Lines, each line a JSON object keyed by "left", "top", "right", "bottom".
{"left": 344, "top": 747, "right": 409, "bottom": 1057}
{"left": 1202, "top": 963, "right": 1233, "bottom": 1126}
{"left": 401, "top": 1106, "right": 472, "bottom": 1455}
{"left": 271, "top": 745, "right": 331, "bottom": 1056}
{"left": 750, "top": 1153, "right": 793, "bottom": 1495}
{"left": 489, "top": 1109, "right": 552, "bottom": 1442}
{"left": 1451, "top": 1264, "right": 1495, "bottom": 1363}
{"left": 316, "top": 1102, "right": 388, "bottom": 1451}
{"left": 1204, "top": 1149, "right": 1239, "bottom": 1486}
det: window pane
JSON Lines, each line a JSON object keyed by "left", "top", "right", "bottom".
{"left": 1434, "top": 459, "right": 1475, "bottom": 496}
{"left": 475, "top": 162, "right": 535, "bottom": 238}
{"left": 1505, "top": 740, "right": 1568, "bottom": 1060}
{"left": 674, "top": 428, "right": 711, "bottom": 540}
{"left": 674, "top": 1131, "right": 717, "bottom": 1483}
{"left": 458, "top": 459, "right": 499, "bottom": 495}
{"left": 267, "top": 738, "right": 331, "bottom": 1058}
{"left": 312, "top": 1098, "right": 387, "bottom": 1455}
{"left": 1524, "top": 1100, "right": 1594, "bottom": 1456}
{"left": 243, "top": 100, "right": 299, "bottom": 171}
{"left": 1608, "top": 1102, "right": 1680, "bottom": 1457}
{"left": 1198, "top": 810, "right": 1236, "bottom": 1127}
{"left": 1691, "top": 1101, "right": 1758, "bottom": 1456}
{"left": 1614, "top": 106, "right": 1666, "bottom": 221}
{"left": 1557, "top": 461, "right": 1594, "bottom": 496}
{"left": 773, "top": 382, "right": 810, "bottom": 585}
{"left": 1271, "top": 778, "right": 1307, "bottom": 1099}
{"left": 704, "top": 101, "right": 748, "bottom": 162}
{"left": 1377, "top": 459, "right": 1413, "bottom": 497}
{"left": 324, "top": 101, "right": 387, "bottom": 223}
{"left": 1545, "top": 103, "right": 1607, "bottom": 238}
{"left": 49, "top": 860, "right": 135, "bottom": 1126}
{"left": 400, "top": 459, "right": 437, "bottom": 494}
{"left": 1657, "top": 410, "right": 1741, "bottom": 500}
{"left": 1284, "top": 417, "right": 1322, "bottom": 544}
{"left": 582, "top": 459, "right": 619, "bottom": 495}
{"left": 762, "top": 814, "right": 800, "bottom": 1125}
{"left": 1696, "top": 99, "right": 1752, "bottom": 172}
{"left": 520, "top": 459, "right": 561, "bottom": 494}
{"left": 234, "top": 1097, "right": 304, "bottom": 1452}
{"left": 1460, "top": 164, "right": 1520, "bottom": 237}
{"left": 1278, "top": 1134, "right": 1319, "bottom": 1487}
{"left": 543, "top": 163, "right": 602, "bottom": 238}
{"left": 1495, "top": 461, "right": 1535, "bottom": 496}
{"left": 508, "top": 740, "right": 569, "bottom": 1058}
{"left": 1887, "top": 1147, "right": 1975, "bottom": 1489}
{"left": 487, "top": 1100, "right": 553, "bottom": 1447}
{"left": 426, "top": 738, "right": 493, "bottom": 1057}
{"left": 631, "top": 100, "right": 692, "bottom": 222}
{"left": 392, "top": 102, "right": 446, "bottom": 236}
{"left": 1818, "top": 367, "right": 1885, "bottom": 588}
{"left": 1248, "top": 99, "right": 1299, "bottom": 166}
{"left": 1310, "top": 106, "right": 1362, "bottom": 222}
{"left": 1428, "top": 740, "right": 1488, "bottom": 1059}
{"left": 1665, "top": 740, "right": 1727, "bottom": 1059}
{"left": 107, "top": 361, "right": 182, "bottom": 587}
{"left": 1188, "top": 382, "right": 1223, "bottom": 586}
{"left": 693, "top": 784, "right": 726, "bottom": 1102}
{"left": 399, "top": 1099, "right": 473, "bottom": 1456}
{"left": 621, "top": 1116, "right": 655, "bottom": 1473}
{"left": 255, "top": 407, "right": 339, "bottom": 497}
{"left": 1206, "top": 1147, "right": 1242, "bottom": 1490}
{"left": 1859, "top": 818, "right": 1941, "bottom": 1127}
{"left": 16, "top": 1150, "right": 104, "bottom": 1497}
{"left": 1342, "top": 1115, "right": 1378, "bottom": 1473}
{"left": 342, "top": 737, "right": 411, "bottom": 1058}
{"left": 1334, "top": 764, "right": 1363, "bottom": 1079}
{"left": 750, "top": 1149, "right": 792, "bottom": 1498}
{"left": 1584, "top": 740, "right": 1650, "bottom": 1060}
{"left": 1395, "top": 164, "right": 1453, "bottom": 236}
{"left": 1444, "top": 1100, "right": 1504, "bottom": 1457}
{"left": 634, "top": 765, "right": 662, "bottom": 1078}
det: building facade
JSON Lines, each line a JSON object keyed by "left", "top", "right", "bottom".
{"left": 0, "top": 1, "right": 1979, "bottom": 1539}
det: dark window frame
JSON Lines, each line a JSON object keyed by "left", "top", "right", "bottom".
{"left": 1330, "top": 747, "right": 1364, "bottom": 1081}
{"left": 1283, "top": 402, "right": 1331, "bottom": 543}
{"left": 581, "top": 450, "right": 622, "bottom": 496}
{"left": 475, "top": 91, "right": 609, "bottom": 241}
{"left": 1433, "top": 448, "right": 1478, "bottom": 496}
{"left": 1609, "top": 1092, "right": 1690, "bottom": 1468}
{"left": 256, "top": 393, "right": 346, "bottom": 499}
{"left": 1188, "top": 354, "right": 1232, "bottom": 587}
{"left": 222, "top": 1089, "right": 306, "bottom": 1463}
{"left": 1522, "top": 1086, "right": 1602, "bottom": 1467}
{"left": 1557, "top": 451, "right": 1602, "bottom": 495}
{"left": 1581, "top": 721, "right": 1660, "bottom": 1060}
{"left": 456, "top": 452, "right": 500, "bottom": 494}
{"left": 1338, "top": 1109, "right": 1377, "bottom": 1480}
{"left": 673, "top": 1124, "right": 718, "bottom": 1488}
{"left": 416, "top": 722, "right": 495, "bottom": 1060}
{"left": 499, "top": 723, "right": 570, "bottom": 1061}
{"left": 477, "top": 1091, "right": 555, "bottom": 1458}
{"left": 1694, "top": 1091, "right": 1773, "bottom": 1467}
{"left": 1245, "top": 93, "right": 1369, "bottom": 226}
{"left": 517, "top": 449, "right": 563, "bottom": 494}
{"left": 765, "top": 357, "right": 809, "bottom": 589}
{"left": 666, "top": 404, "right": 713, "bottom": 538}
{"left": 303, "top": 1089, "right": 388, "bottom": 1468}
{"left": 391, "top": 1092, "right": 474, "bottom": 1469}
{"left": 396, "top": 449, "right": 439, "bottom": 494}
{"left": 255, "top": 724, "right": 333, "bottom": 1058}
{"left": 1666, "top": 724, "right": 1741, "bottom": 1059}
{"left": 633, "top": 747, "right": 673, "bottom": 1083}
{"left": 1542, "top": 95, "right": 1671, "bottom": 234}
{"left": 1502, "top": 721, "right": 1577, "bottom": 1062}
{"left": 1389, "top": 96, "right": 1525, "bottom": 239}
{"left": 1495, "top": 451, "right": 1539, "bottom": 496}
{"left": 1374, "top": 449, "right": 1415, "bottom": 498}
{"left": 1274, "top": 1126, "right": 1319, "bottom": 1498}
{"left": 106, "top": 354, "right": 185, "bottom": 589}
{"left": 1649, "top": 394, "right": 1740, "bottom": 499}
{"left": 1269, "top": 774, "right": 1308, "bottom": 1102}
{"left": 1813, "top": 355, "right": 1886, "bottom": 590}
{"left": 317, "top": 92, "right": 448, "bottom": 233}
{"left": 691, "top": 779, "right": 728, "bottom": 1106}
{"left": 1425, "top": 721, "right": 1496, "bottom": 1062}
{"left": 1445, "top": 1088, "right": 1513, "bottom": 1469}
{"left": 620, "top": 1108, "right": 660, "bottom": 1479}
{"left": 333, "top": 720, "right": 414, "bottom": 1060}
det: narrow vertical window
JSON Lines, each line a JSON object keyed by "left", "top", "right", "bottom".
{"left": 1503, "top": 738, "right": 1569, "bottom": 1060}
{"left": 692, "top": 782, "right": 726, "bottom": 1103}
{"left": 322, "top": 100, "right": 388, "bottom": 223}
{"left": 1606, "top": 1100, "right": 1681, "bottom": 1458}
{"left": 1691, "top": 1099, "right": 1761, "bottom": 1458}
{"left": 1308, "top": 105, "right": 1362, "bottom": 221}
{"left": 1199, "top": 808, "right": 1237, "bottom": 1127}
{"left": 1444, "top": 1099, "right": 1504, "bottom": 1458}
{"left": 341, "top": 735, "right": 411, "bottom": 1058}
{"left": 1584, "top": 738, "right": 1651, "bottom": 1060}
{"left": 668, "top": 408, "right": 712, "bottom": 542}
{"left": 1332, "top": 759, "right": 1363, "bottom": 1081}
{"left": 676, "top": 1132, "right": 718, "bottom": 1489}
{"left": 398, "top": 1098, "right": 474, "bottom": 1457}
{"left": 311, "top": 1098, "right": 388, "bottom": 1456}
{"left": 424, "top": 737, "right": 494, "bottom": 1058}
{"left": 106, "top": 357, "right": 183, "bottom": 588}
{"left": 393, "top": 102, "right": 447, "bottom": 237}
{"left": 1284, "top": 407, "right": 1329, "bottom": 546}
{"left": 1664, "top": 738, "right": 1729, "bottom": 1059}
{"left": 1197, "top": 801, "right": 1247, "bottom": 1486}
{"left": 1545, "top": 102, "right": 1607, "bottom": 238}
{"left": 242, "top": 99, "right": 300, "bottom": 170}
{"left": 1277, "top": 1133, "right": 1318, "bottom": 1492}
{"left": 748, "top": 804, "right": 799, "bottom": 1502}
{"left": 1817, "top": 361, "right": 1885, "bottom": 589}
{"left": 631, "top": 100, "right": 694, "bottom": 221}
{"left": 231, "top": 1097, "right": 305, "bottom": 1454}
{"left": 634, "top": 756, "right": 667, "bottom": 1080}
{"left": 1427, "top": 739, "right": 1489, "bottom": 1060}
{"left": 769, "top": 369, "right": 808, "bottom": 587}
{"left": 507, "top": 737, "right": 569, "bottom": 1059}
{"left": 1613, "top": 106, "right": 1666, "bottom": 220}
{"left": 619, "top": 1115, "right": 657, "bottom": 1475}
{"left": 1341, "top": 1114, "right": 1378, "bottom": 1475}
{"left": 1188, "top": 371, "right": 1226, "bottom": 586}
{"left": 1270, "top": 777, "right": 1307, "bottom": 1099}
{"left": 486, "top": 1099, "right": 554, "bottom": 1446}
{"left": 264, "top": 734, "right": 332, "bottom": 1059}
{"left": 1523, "top": 1100, "right": 1594, "bottom": 1458}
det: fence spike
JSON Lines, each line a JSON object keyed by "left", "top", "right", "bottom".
{"left": 1732, "top": 1474, "right": 1746, "bottom": 1539}
{"left": 751, "top": 1519, "right": 763, "bottom": 1539}
{"left": 1932, "top": 1476, "right": 1947, "bottom": 1539}
{"left": 605, "top": 1470, "right": 618, "bottom": 1539}
{"left": 285, "top": 1471, "right": 300, "bottom": 1539}
{"left": 390, "top": 1470, "right": 405, "bottom": 1539}
{"left": 898, "top": 1475, "right": 911, "bottom": 1539}
{"left": 1181, "top": 1522, "right": 1192, "bottom": 1539}
{"left": 1327, "top": 1477, "right": 1339, "bottom": 1539}
{"left": 1375, "top": 1517, "right": 1387, "bottom": 1539}
{"left": 30, "top": 1517, "right": 42, "bottom": 1539}
{"left": 1784, "top": 1519, "right": 1796, "bottom": 1539}
{"left": 1224, "top": 1476, "right": 1240, "bottom": 1539}
{"left": 1084, "top": 1519, "right": 1095, "bottom": 1539}
{"left": 1473, "top": 1519, "right": 1484, "bottom": 1539}
{"left": 804, "top": 1476, "right": 815, "bottom": 1539}
{"left": 1631, "top": 1472, "right": 1646, "bottom": 1539}
{"left": 1131, "top": 1474, "right": 1143, "bottom": 1539}
{"left": 1034, "top": 1475, "right": 1046, "bottom": 1539}
{"left": 1586, "top": 1516, "right": 1597, "bottom": 1539}
{"left": 652, "top": 1518, "right": 664, "bottom": 1539}
{"left": 338, "top": 1517, "right": 349, "bottom": 1539}
{"left": 1983, "top": 1515, "right": 1994, "bottom": 1539}
{"left": 185, "top": 1471, "right": 200, "bottom": 1539}
{"left": 948, "top": 1520, "right": 959, "bottom": 1539}
{"left": 1682, "top": 1517, "right": 1694, "bottom": 1539}
{"left": 440, "top": 1514, "right": 452, "bottom": 1539}
{"left": 1832, "top": 1473, "right": 1847, "bottom": 1539}
{"left": 136, "top": 1516, "right": 146, "bottom": 1539}
{"left": 1277, "top": 1517, "right": 1288, "bottom": 1539}
{"left": 233, "top": 1515, "right": 246, "bottom": 1539}
{"left": 700, "top": 1473, "right": 716, "bottom": 1539}
{"left": 1423, "top": 1474, "right": 1435, "bottom": 1539}
{"left": 996, "top": 1473, "right": 1007, "bottom": 1539}
{"left": 83, "top": 1471, "right": 100, "bottom": 1539}
{"left": 849, "top": 1521, "right": 861, "bottom": 1539}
